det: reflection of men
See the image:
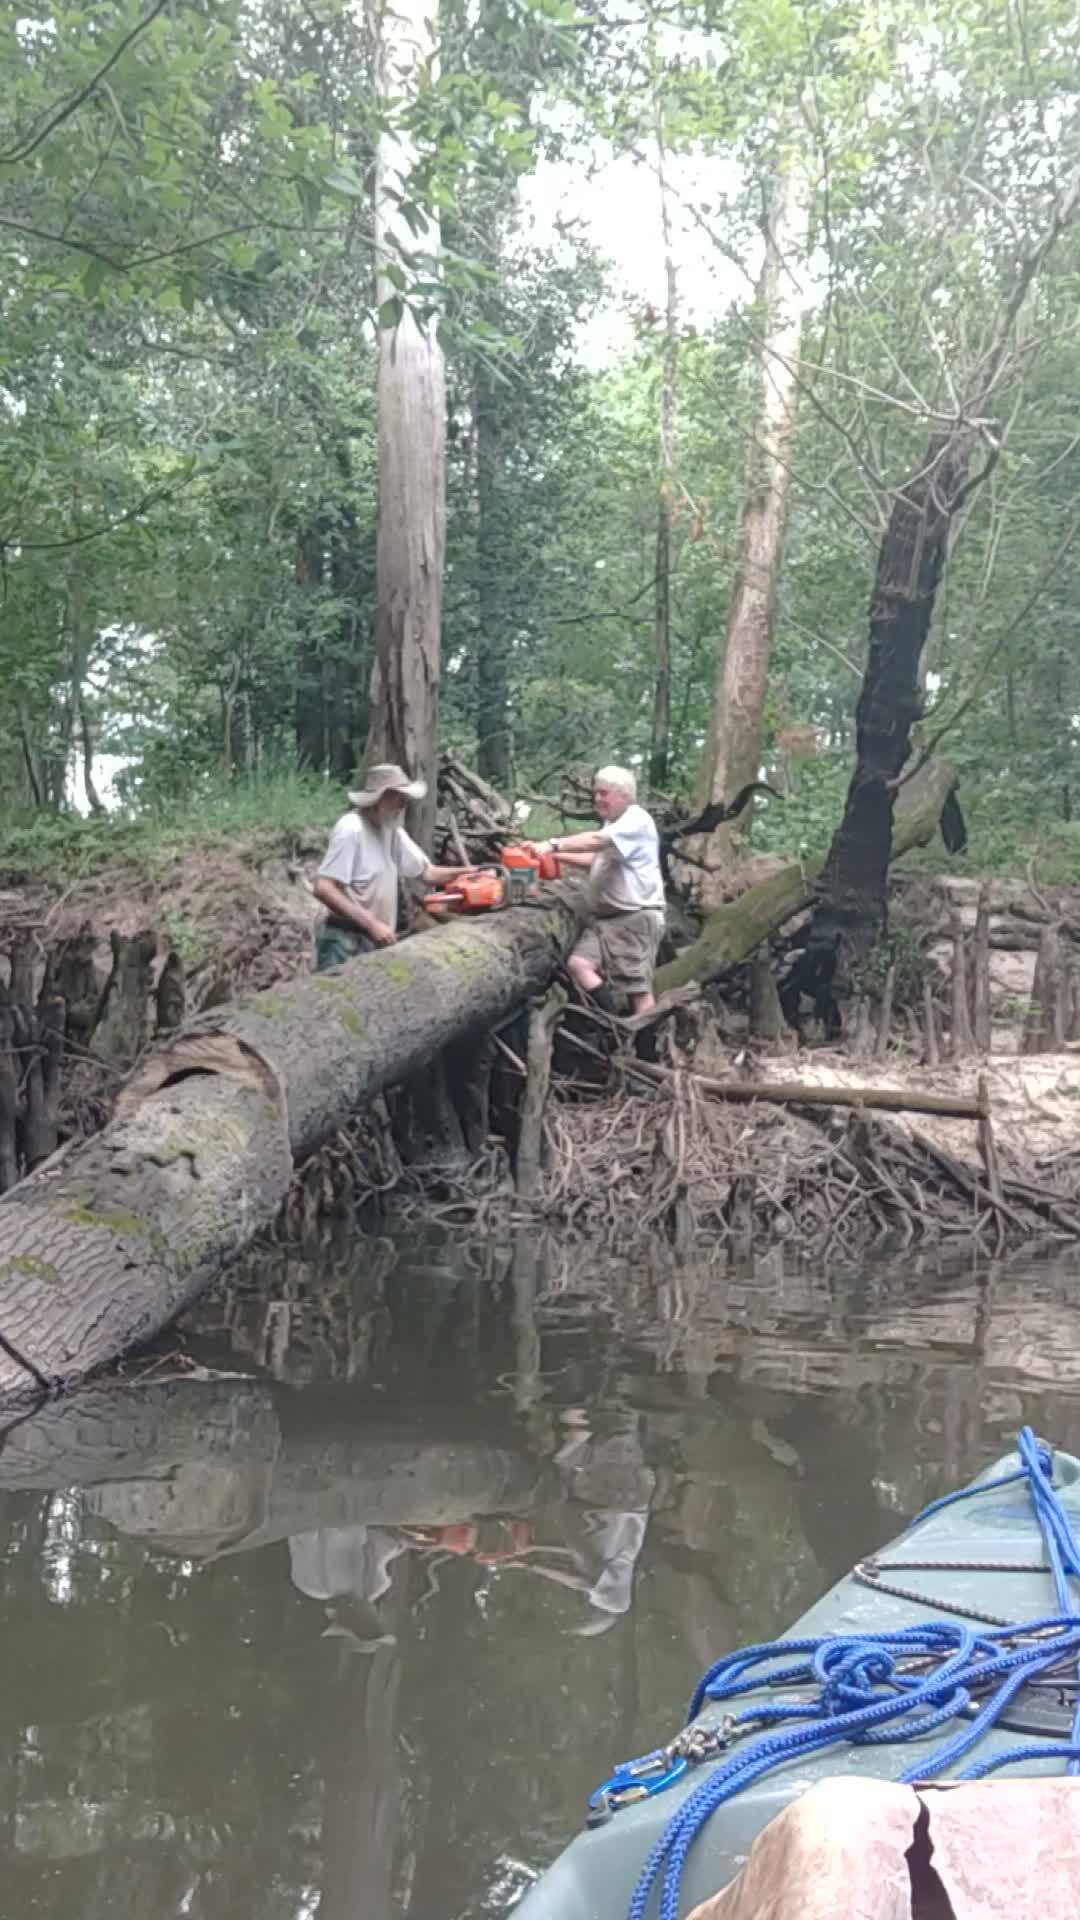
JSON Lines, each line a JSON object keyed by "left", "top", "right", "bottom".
{"left": 313, "top": 763, "right": 475, "bottom": 969}
{"left": 528, "top": 765, "right": 665, "bottom": 1016}
{"left": 289, "top": 1526, "right": 404, "bottom": 1650}
{"left": 552, "top": 1417, "right": 655, "bottom": 1634}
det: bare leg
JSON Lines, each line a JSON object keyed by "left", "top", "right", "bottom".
{"left": 568, "top": 952, "right": 603, "bottom": 994}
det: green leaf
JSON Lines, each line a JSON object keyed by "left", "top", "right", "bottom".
{"left": 81, "top": 256, "right": 107, "bottom": 300}
{"left": 324, "top": 165, "right": 365, "bottom": 198}
{"left": 295, "top": 176, "right": 323, "bottom": 223}
{"left": 378, "top": 295, "right": 404, "bottom": 329}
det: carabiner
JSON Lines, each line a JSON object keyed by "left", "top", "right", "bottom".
{"left": 585, "top": 1751, "right": 689, "bottom": 1825}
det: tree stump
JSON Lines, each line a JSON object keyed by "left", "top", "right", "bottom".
{"left": 873, "top": 962, "right": 896, "bottom": 1059}
{"left": 950, "top": 912, "right": 973, "bottom": 1058}
{"left": 0, "top": 1002, "right": 17, "bottom": 1195}
{"left": 93, "top": 929, "right": 157, "bottom": 1070}
{"left": 22, "top": 993, "right": 65, "bottom": 1172}
{"left": 54, "top": 923, "right": 100, "bottom": 1051}
{"left": 971, "top": 883, "right": 992, "bottom": 1054}
{"left": 154, "top": 951, "right": 186, "bottom": 1036}
{"left": 749, "top": 949, "right": 788, "bottom": 1043}
{"left": 1021, "top": 924, "right": 1063, "bottom": 1055}
{"left": 517, "top": 985, "right": 567, "bottom": 1199}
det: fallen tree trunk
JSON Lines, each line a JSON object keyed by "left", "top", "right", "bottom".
{"left": 0, "top": 896, "right": 578, "bottom": 1405}
{"left": 657, "top": 758, "right": 956, "bottom": 993}
{"left": 623, "top": 1055, "right": 983, "bottom": 1117}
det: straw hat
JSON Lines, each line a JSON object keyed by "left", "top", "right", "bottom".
{"left": 348, "top": 762, "right": 428, "bottom": 808}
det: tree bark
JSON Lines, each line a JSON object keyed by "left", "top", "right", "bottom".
{"left": 972, "top": 883, "right": 992, "bottom": 1054}
{"left": 950, "top": 912, "right": 974, "bottom": 1059}
{"left": 1022, "top": 924, "right": 1064, "bottom": 1055}
{"left": 749, "top": 950, "right": 787, "bottom": 1043}
{"left": 294, "top": 522, "right": 328, "bottom": 769}
{"left": 54, "top": 923, "right": 99, "bottom": 1051}
{"left": 365, "top": 0, "right": 447, "bottom": 847}
{"left": 657, "top": 757, "right": 956, "bottom": 993}
{"left": 517, "top": 984, "right": 566, "bottom": 1198}
{"left": 474, "top": 357, "right": 511, "bottom": 788}
{"left": 804, "top": 165, "right": 1080, "bottom": 1007}
{"left": 93, "top": 929, "right": 157, "bottom": 1070}
{"left": 154, "top": 952, "right": 186, "bottom": 1037}
{"left": 0, "top": 1003, "right": 17, "bottom": 1196}
{"left": 693, "top": 147, "right": 808, "bottom": 882}
{"left": 801, "top": 432, "right": 975, "bottom": 1020}
{"left": 648, "top": 100, "right": 678, "bottom": 798}
{"left": 0, "top": 897, "right": 580, "bottom": 1405}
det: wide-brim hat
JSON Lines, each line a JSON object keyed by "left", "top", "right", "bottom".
{"left": 348, "top": 762, "right": 428, "bottom": 808}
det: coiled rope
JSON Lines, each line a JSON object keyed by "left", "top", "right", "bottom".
{"left": 592, "top": 1427, "right": 1080, "bottom": 1920}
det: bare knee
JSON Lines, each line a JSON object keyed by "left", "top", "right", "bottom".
{"left": 569, "top": 952, "right": 603, "bottom": 992}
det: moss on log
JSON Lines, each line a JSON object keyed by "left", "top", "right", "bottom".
{"left": 657, "top": 758, "right": 957, "bottom": 993}
{"left": 0, "top": 896, "right": 578, "bottom": 1406}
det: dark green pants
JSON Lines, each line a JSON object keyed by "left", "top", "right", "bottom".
{"left": 314, "top": 919, "right": 375, "bottom": 971}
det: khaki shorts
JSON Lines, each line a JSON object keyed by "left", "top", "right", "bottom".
{"left": 572, "top": 910, "right": 664, "bottom": 996}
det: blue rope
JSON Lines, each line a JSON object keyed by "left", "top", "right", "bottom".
{"left": 611, "top": 1429, "right": 1080, "bottom": 1920}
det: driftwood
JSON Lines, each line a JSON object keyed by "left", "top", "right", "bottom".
{"left": 0, "top": 895, "right": 579, "bottom": 1405}
{"left": 621, "top": 1056, "right": 983, "bottom": 1118}
{"left": 657, "top": 758, "right": 957, "bottom": 992}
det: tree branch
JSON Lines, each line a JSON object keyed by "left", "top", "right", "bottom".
{"left": 0, "top": 0, "right": 171, "bottom": 166}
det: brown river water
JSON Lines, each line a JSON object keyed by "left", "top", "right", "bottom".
{"left": 1, "top": 1230, "right": 1078, "bottom": 1918}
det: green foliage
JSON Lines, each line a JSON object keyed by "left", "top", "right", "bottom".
{"left": 3, "top": 0, "right": 1080, "bottom": 901}
{"left": 0, "top": 768, "right": 338, "bottom": 885}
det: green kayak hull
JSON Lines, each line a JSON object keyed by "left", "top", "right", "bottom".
{"left": 515, "top": 1444, "right": 1080, "bottom": 1920}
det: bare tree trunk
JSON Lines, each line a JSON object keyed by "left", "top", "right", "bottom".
{"left": 68, "top": 560, "right": 103, "bottom": 815}
{"left": 474, "top": 357, "right": 511, "bottom": 787}
{"left": 365, "top": 0, "right": 446, "bottom": 847}
{"left": 648, "top": 100, "right": 678, "bottom": 798}
{"left": 694, "top": 147, "right": 808, "bottom": 885}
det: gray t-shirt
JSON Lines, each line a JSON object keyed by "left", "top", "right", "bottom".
{"left": 588, "top": 803, "right": 665, "bottom": 916}
{"left": 318, "top": 809, "right": 429, "bottom": 927}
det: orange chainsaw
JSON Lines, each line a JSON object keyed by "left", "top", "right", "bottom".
{"left": 425, "top": 843, "right": 561, "bottom": 917}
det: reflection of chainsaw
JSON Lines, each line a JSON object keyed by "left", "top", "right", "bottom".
{"left": 425, "top": 844, "right": 561, "bottom": 917}
{"left": 400, "top": 1518, "right": 534, "bottom": 1562}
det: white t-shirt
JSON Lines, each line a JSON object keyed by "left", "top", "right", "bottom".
{"left": 318, "top": 808, "right": 429, "bottom": 927}
{"left": 588, "top": 803, "right": 665, "bottom": 916}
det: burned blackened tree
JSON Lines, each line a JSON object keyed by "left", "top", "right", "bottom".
{"left": 801, "top": 163, "right": 1080, "bottom": 1021}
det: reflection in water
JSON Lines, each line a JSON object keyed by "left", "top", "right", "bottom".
{"left": 0, "top": 1233, "right": 1079, "bottom": 1915}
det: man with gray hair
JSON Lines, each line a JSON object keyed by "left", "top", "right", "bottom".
{"left": 528, "top": 765, "right": 665, "bottom": 1016}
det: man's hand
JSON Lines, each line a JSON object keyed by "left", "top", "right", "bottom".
{"left": 370, "top": 920, "right": 397, "bottom": 947}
